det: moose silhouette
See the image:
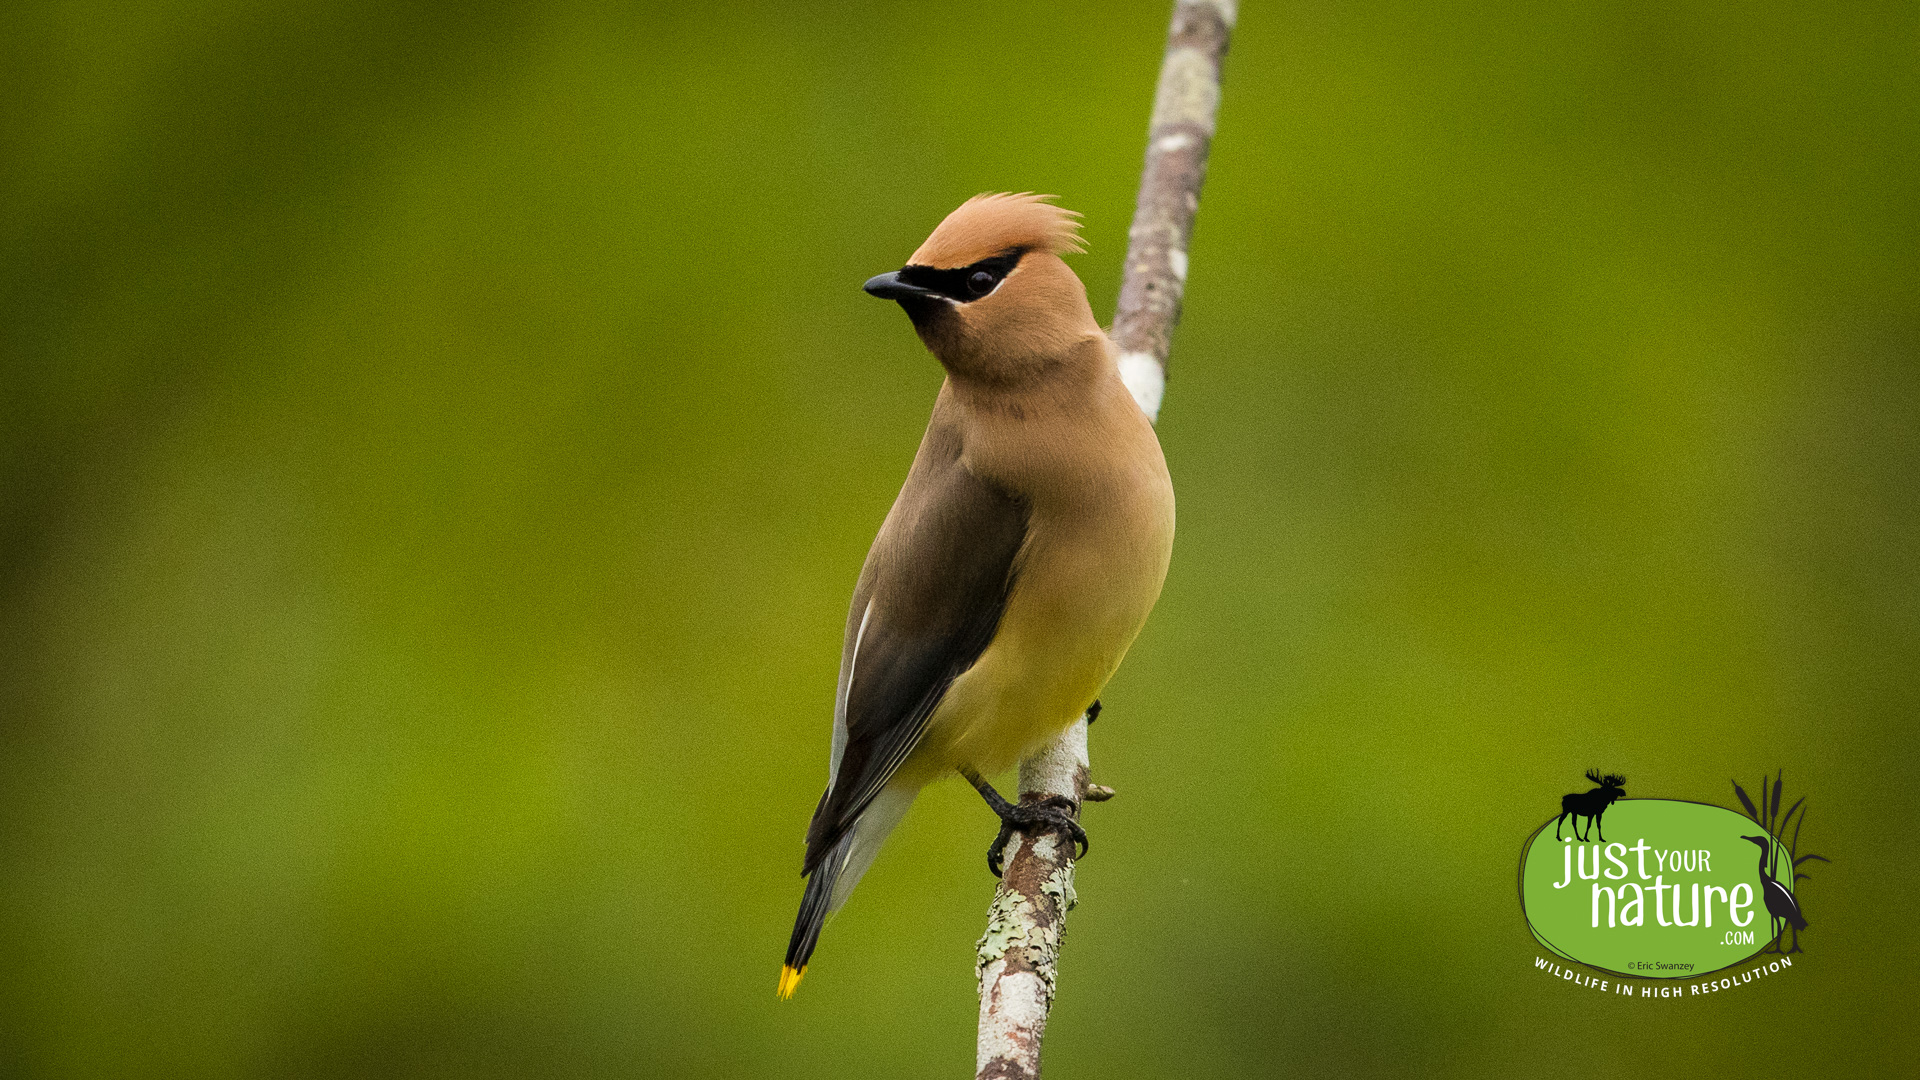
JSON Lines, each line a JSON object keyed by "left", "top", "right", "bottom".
{"left": 1554, "top": 770, "right": 1627, "bottom": 842}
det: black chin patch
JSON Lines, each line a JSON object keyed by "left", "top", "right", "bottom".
{"left": 897, "top": 248, "right": 1026, "bottom": 304}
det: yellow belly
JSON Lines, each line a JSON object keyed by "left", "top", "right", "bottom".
{"left": 900, "top": 632, "right": 1106, "bottom": 781}
{"left": 893, "top": 513, "right": 1171, "bottom": 783}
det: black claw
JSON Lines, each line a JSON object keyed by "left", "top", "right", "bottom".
{"left": 987, "top": 822, "right": 1016, "bottom": 877}
{"left": 962, "top": 770, "right": 1090, "bottom": 877}
{"left": 982, "top": 794, "right": 1087, "bottom": 876}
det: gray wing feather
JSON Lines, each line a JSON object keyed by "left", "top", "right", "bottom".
{"left": 802, "top": 422, "right": 1026, "bottom": 874}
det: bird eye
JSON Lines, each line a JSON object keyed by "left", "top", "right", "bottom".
{"left": 968, "top": 270, "right": 996, "bottom": 295}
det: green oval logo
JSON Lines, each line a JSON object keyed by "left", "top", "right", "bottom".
{"left": 1520, "top": 799, "right": 1795, "bottom": 978}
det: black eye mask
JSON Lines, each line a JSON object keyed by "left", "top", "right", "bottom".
{"left": 897, "top": 248, "right": 1026, "bottom": 303}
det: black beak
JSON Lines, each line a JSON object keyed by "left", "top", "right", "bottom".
{"left": 863, "top": 271, "right": 937, "bottom": 302}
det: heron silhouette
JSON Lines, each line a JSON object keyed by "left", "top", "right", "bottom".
{"left": 1741, "top": 834, "right": 1808, "bottom": 952}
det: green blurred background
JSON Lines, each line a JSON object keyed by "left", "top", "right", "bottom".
{"left": 3, "top": 1, "right": 1914, "bottom": 1076}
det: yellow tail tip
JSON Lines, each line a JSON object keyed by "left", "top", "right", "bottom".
{"left": 777, "top": 964, "right": 806, "bottom": 999}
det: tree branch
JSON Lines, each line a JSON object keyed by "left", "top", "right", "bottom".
{"left": 973, "top": 719, "right": 1088, "bottom": 1080}
{"left": 974, "top": 3, "right": 1233, "bottom": 1077}
{"left": 1113, "top": 0, "right": 1236, "bottom": 424}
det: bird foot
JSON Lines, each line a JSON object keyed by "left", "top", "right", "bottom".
{"left": 985, "top": 795, "right": 1088, "bottom": 877}
{"left": 961, "top": 768, "right": 1089, "bottom": 877}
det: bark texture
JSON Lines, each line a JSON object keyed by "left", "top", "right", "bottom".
{"left": 974, "top": 2, "right": 1233, "bottom": 1077}
{"left": 1113, "top": 0, "right": 1236, "bottom": 425}
{"left": 973, "top": 720, "right": 1089, "bottom": 1080}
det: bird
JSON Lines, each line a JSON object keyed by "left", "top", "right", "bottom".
{"left": 1740, "top": 834, "right": 1807, "bottom": 951}
{"left": 778, "top": 194, "right": 1175, "bottom": 999}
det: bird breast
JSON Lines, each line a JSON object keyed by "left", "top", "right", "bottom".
{"left": 902, "top": 377, "right": 1174, "bottom": 781}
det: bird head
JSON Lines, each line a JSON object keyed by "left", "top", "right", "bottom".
{"left": 864, "top": 193, "right": 1101, "bottom": 384}
{"left": 1740, "top": 834, "right": 1770, "bottom": 851}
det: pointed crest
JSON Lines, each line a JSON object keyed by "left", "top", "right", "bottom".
{"left": 910, "top": 192, "right": 1086, "bottom": 269}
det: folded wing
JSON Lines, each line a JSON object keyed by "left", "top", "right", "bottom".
{"left": 802, "top": 419, "right": 1027, "bottom": 874}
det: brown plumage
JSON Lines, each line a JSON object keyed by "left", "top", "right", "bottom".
{"left": 911, "top": 191, "right": 1088, "bottom": 263}
{"left": 780, "top": 194, "right": 1174, "bottom": 998}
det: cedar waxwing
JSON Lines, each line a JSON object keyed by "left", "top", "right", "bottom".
{"left": 779, "top": 194, "right": 1174, "bottom": 999}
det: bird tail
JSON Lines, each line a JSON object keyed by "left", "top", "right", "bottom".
{"left": 780, "top": 784, "right": 915, "bottom": 999}
{"left": 781, "top": 830, "right": 846, "bottom": 998}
